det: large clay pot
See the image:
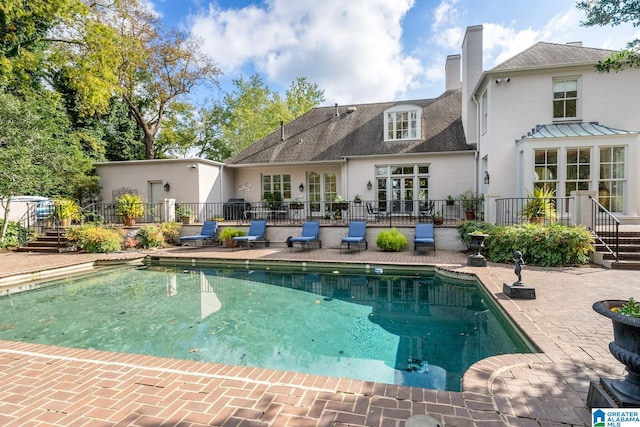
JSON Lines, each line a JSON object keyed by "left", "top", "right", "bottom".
{"left": 592, "top": 300, "right": 640, "bottom": 406}
{"left": 122, "top": 216, "right": 136, "bottom": 226}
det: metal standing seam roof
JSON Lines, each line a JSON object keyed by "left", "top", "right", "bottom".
{"left": 517, "top": 122, "right": 637, "bottom": 142}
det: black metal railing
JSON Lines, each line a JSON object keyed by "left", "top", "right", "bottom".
{"left": 589, "top": 195, "right": 619, "bottom": 261}
{"left": 495, "top": 197, "right": 573, "bottom": 226}
{"left": 76, "top": 199, "right": 485, "bottom": 227}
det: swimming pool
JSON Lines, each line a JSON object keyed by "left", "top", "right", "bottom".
{"left": 0, "top": 264, "right": 535, "bottom": 391}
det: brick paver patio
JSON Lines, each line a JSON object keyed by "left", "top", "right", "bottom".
{"left": 0, "top": 245, "right": 637, "bottom": 426}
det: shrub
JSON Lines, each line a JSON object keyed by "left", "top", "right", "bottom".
{"left": 66, "top": 225, "right": 122, "bottom": 253}
{"left": 376, "top": 228, "right": 408, "bottom": 252}
{"left": 136, "top": 226, "right": 166, "bottom": 248}
{"left": 482, "top": 223, "right": 594, "bottom": 267}
{"left": 158, "top": 222, "right": 181, "bottom": 245}
{"left": 0, "top": 220, "right": 28, "bottom": 248}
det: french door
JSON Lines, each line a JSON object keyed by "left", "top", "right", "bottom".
{"left": 307, "top": 172, "right": 337, "bottom": 217}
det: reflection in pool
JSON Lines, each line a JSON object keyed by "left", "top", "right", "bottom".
{"left": 0, "top": 265, "right": 534, "bottom": 391}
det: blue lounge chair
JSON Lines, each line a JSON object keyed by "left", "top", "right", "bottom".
{"left": 233, "top": 220, "right": 270, "bottom": 248}
{"left": 340, "top": 221, "right": 367, "bottom": 253}
{"left": 289, "top": 221, "right": 321, "bottom": 251}
{"left": 414, "top": 223, "right": 435, "bottom": 254}
{"left": 180, "top": 221, "right": 218, "bottom": 246}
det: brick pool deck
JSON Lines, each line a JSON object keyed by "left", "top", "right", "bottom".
{"left": 0, "top": 246, "right": 638, "bottom": 426}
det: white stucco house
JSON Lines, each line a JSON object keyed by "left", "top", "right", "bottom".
{"left": 95, "top": 25, "right": 640, "bottom": 226}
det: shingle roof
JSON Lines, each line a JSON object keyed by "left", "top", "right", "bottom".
{"left": 491, "top": 42, "right": 616, "bottom": 72}
{"left": 518, "top": 122, "right": 637, "bottom": 142}
{"left": 225, "top": 90, "right": 471, "bottom": 165}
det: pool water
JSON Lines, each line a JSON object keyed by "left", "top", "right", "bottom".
{"left": 0, "top": 266, "right": 534, "bottom": 391}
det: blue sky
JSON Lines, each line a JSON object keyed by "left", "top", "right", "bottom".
{"left": 149, "top": 0, "right": 639, "bottom": 106}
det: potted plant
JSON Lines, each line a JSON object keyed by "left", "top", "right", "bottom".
{"left": 262, "top": 192, "right": 282, "bottom": 209}
{"left": 521, "top": 186, "right": 557, "bottom": 224}
{"left": 333, "top": 195, "right": 349, "bottom": 211}
{"left": 115, "top": 193, "right": 145, "bottom": 226}
{"left": 53, "top": 198, "right": 82, "bottom": 227}
{"left": 446, "top": 195, "right": 455, "bottom": 206}
{"left": 591, "top": 298, "right": 640, "bottom": 406}
{"left": 289, "top": 197, "right": 304, "bottom": 209}
{"left": 175, "top": 203, "right": 196, "bottom": 224}
{"left": 354, "top": 194, "right": 362, "bottom": 204}
{"left": 433, "top": 211, "right": 444, "bottom": 225}
{"left": 459, "top": 190, "right": 482, "bottom": 220}
{"left": 218, "top": 227, "right": 246, "bottom": 248}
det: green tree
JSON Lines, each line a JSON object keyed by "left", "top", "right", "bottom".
{"left": 155, "top": 102, "right": 199, "bottom": 158}
{"left": 0, "top": 91, "right": 98, "bottom": 240}
{"left": 90, "top": 0, "right": 221, "bottom": 159}
{"left": 578, "top": 0, "right": 640, "bottom": 71}
{"left": 199, "top": 74, "right": 325, "bottom": 160}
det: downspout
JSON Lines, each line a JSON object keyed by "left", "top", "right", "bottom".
{"left": 220, "top": 163, "right": 224, "bottom": 202}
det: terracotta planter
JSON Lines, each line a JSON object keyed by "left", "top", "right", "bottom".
{"left": 225, "top": 238, "right": 238, "bottom": 248}
{"left": 122, "top": 216, "right": 136, "bottom": 226}
{"left": 592, "top": 300, "right": 640, "bottom": 406}
{"left": 464, "top": 210, "right": 475, "bottom": 220}
{"left": 433, "top": 217, "right": 444, "bottom": 225}
{"left": 529, "top": 216, "right": 545, "bottom": 224}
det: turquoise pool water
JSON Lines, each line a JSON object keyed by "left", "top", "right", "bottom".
{"left": 0, "top": 265, "right": 534, "bottom": 391}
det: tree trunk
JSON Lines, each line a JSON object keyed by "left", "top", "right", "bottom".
{"left": 0, "top": 199, "right": 10, "bottom": 240}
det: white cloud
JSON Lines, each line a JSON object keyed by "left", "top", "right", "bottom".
{"left": 190, "top": 0, "right": 419, "bottom": 104}
{"left": 185, "top": 0, "right": 640, "bottom": 104}
{"left": 432, "top": 0, "right": 460, "bottom": 31}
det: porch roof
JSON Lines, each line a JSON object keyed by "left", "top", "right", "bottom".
{"left": 517, "top": 122, "right": 637, "bottom": 142}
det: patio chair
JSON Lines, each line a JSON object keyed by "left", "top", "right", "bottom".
{"left": 414, "top": 223, "right": 435, "bottom": 255}
{"left": 233, "top": 220, "right": 270, "bottom": 248}
{"left": 289, "top": 221, "right": 321, "bottom": 251}
{"left": 366, "top": 202, "right": 388, "bottom": 222}
{"left": 419, "top": 200, "right": 435, "bottom": 222}
{"left": 340, "top": 221, "right": 368, "bottom": 253}
{"left": 179, "top": 221, "right": 218, "bottom": 246}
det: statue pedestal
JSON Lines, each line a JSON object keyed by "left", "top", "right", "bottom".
{"left": 503, "top": 282, "right": 536, "bottom": 299}
{"left": 468, "top": 254, "right": 487, "bottom": 267}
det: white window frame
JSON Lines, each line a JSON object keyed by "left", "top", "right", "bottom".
{"left": 552, "top": 76, "right": 581, "bottom": 121}
{"left": 384, "top": 104, "right": 422, "bottom": 141}
{"left": 481, "top": 91, "right": 488, "bottom": 133}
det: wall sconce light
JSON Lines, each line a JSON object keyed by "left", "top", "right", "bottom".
{"left": 484, "top": 171, "right": 490, "bottom": 185}
{"left": 299, "top": 183, "right": 304, "bottom": 192}
{"left": 367, "top": 180, "right": 372, "bottom": 191}
{"left": 163, "top": 182, "right": 171, "bottom": 192}
{"left": 187, "top": 164, "right": 197, "bottom": 169}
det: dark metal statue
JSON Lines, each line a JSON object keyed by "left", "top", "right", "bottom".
{"left": 513, "top": 250, "right": 525, "bottom": 286}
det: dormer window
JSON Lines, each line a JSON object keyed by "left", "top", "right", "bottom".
{"left": 384, "top": 105, "right": 421, "bottom": 141}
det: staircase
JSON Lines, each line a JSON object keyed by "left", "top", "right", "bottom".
{"left": 595, "top": 230, "right": 640, "bottom": 270}
{"left": 16, "top": 228, "right": 69, "bottom": 253}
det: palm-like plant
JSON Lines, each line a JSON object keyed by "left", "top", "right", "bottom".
{"left": 115, "top": 193, "right": 145, "bottom": 225}
{"left": 521, "top": 186, "right": 557, "bottom": 223}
